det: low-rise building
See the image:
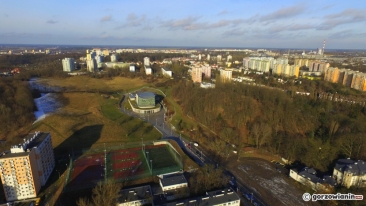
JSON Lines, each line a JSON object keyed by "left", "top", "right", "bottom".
{"left": 129, "top": 64, "right": 136, "bottom": 72}
{"left": 117, "top": 185, "right": 152, "bottom": 206}
{"left": 290, "top": 167, "right": 336, "bottom": 191}
{"left": 333, "top": 158, "right": 366, "bottom": 188}
{"left": 200, "top": 82, "right": 215, "bottom": 89}
{"left": 145, "top": 66, "right": 152, "bottom": 75}
{"left": 159, "top": 173, "right": 188, "bottom": 192}
{"left": 161, "top": 68, "right": 173, "bottom": 77}
{"left": 155, "top": 188, "right": 240, "bottom": 206}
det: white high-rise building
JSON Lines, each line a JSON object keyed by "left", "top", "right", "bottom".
{"left": 243, "top": 57, "right": 250, "bottom": 68}
{"left": 95, "top": 55, "right": 104, "bottom": 64}
{"left": 111, "top": 54, "right": 118, "bottom": 62}
{"left": 227, "top": 55, "right": 232, "bottom": 62}
{"left": 198, "top": 54, "right": 202, "bottom": 61}
{"left": 144, "top": 57, "right": 150, "bottom": 66}
{"left": 62, "top": 58, "right": 75, "bottom": 72}
{"left": 207, "top": 54, "right": 210, "bottom": 61}
{"left": 217, "top": 55, "right": 222, "bottom": 62}
{"left": 87, "top": 59, "right": 97, "bottom": 72}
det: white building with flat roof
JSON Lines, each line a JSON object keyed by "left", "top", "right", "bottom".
{"left": 144, "top": 57, "right": 150, "bottom": 66}
{"left": 161, "top": 68, "right": 173, "bottom": 77}
{"left": 145, "top": 66, "right": 152, "bottom": 75}
{"left": 86, "top": 59, "right": 97, "bottom": 72}
{"left": 129, "top": 64, "right": 135, "bottom": 72}
{"left": 111, "top": 54, "right": 118, "bottom": 62}
{"left": 62, "top": 58, "right": 75, "bottom": 72}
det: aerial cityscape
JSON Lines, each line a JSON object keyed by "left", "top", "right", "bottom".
{"left": 0, "top": 0, "right": 366, "bottom": 206}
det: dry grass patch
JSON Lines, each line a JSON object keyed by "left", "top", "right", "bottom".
{"left": 32, "top": 92, "right": 161, "bottom": 156}
{"left": 38, "top": 76, "right": 149, "bottom": 92}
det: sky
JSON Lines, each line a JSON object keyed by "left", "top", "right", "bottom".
{"left": 1, "top": 0, "right": 366, "bottom": 49}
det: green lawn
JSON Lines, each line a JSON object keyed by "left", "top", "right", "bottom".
{"left": 100, "top": 96, "right": 162, "bottom": 141}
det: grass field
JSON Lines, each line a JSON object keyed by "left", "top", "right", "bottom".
{"left": 31, "top": 92, "right": 162, "bottom": 156}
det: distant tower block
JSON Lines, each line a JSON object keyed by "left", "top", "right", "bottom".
{"left": 322, "top": 39, "right": 326, "bottom": 55}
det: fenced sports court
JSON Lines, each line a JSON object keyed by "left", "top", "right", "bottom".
{"left": 65, "top": 141, "right": 182, "bottom": 191}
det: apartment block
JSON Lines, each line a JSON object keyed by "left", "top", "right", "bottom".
{"left": 201, "top": 65, "right": 212, "bottom": 79}
{"left": 111, "top": 54, "right": 118, "bottom": 62}
{"left": 0, "top": 132, "right": 55, "bottom": 201}
{"left": 62, "top": 58, "right": 75, "bottom": 72}
{"left": 324, "top": 67, "right": 340, "bottom": 83}
{"left": 295, "top": 59, "right": 309, "bottom": 67}
{"left": 192, "top": 67, "right": 202, "bottom": 83}
{"left": 144, "top": 57, "right": 150, "bottom": 66}
{"left": 351, "top": 73, "right": 366, "bottom": 91}
{"left": 217, "top": 55, "right": 222, "bottom": 62}
{"left": 289, "top": 65, "right": 300, "bottom": 77}
{"left": 86, "top": 59, "right": 97, "bottom": 72}
{"left": 243, "top": 57, "right": 250, "bottom": 68}
{"left": 220, "top": 69, "right": 232, "bottom": 83}
{"left": 309, "top": 61, "right": 329, "bottom": 73}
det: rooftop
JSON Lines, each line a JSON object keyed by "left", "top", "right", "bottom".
{"left": 0, "top": 132, "right": 50, "bottom": 158}
{"left": 160, "top": 173, "right": 187, "bottom": 188}
{"left": 137, "top": 92, "right": 155, "bottom": 99}
{"left": 298, "top": 167, "right": 320, "bottom": 184}
{"left": 118, "top": 185, "right": 152, "bottom": 204}
{"left": 335, "top": 158, "right": 366, "bottom": 175}
{"left": 157, "top": 188, "right": 240, "bottom": 206}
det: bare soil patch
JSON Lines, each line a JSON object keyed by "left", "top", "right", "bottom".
{"left": 226, "top": 157, "right": 319, "bottom": 206}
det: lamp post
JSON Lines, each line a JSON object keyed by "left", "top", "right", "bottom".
{"left": 146, "top": 151, "right": 149, "bottom": 162}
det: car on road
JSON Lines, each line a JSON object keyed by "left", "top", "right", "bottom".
{"left": 193, "top": 142, "right": 198, "bottom": 147}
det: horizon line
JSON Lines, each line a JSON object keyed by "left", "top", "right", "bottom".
{"left": 0, "top": 43, "right": 365, "bottom": 51}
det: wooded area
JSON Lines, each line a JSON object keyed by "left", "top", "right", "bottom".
{"left": 0, "top": 79, "right": 35, "bottom": 142}
{"left": 172, "top": 80, "right": 366, "bottom": 171}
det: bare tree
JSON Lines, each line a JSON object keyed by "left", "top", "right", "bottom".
{"left": 76, "top": 180, "right": 121, "bottom": 206}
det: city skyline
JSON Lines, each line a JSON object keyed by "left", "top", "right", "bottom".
{"left": 1, "top": 0, "right": 366, "bottom": 49}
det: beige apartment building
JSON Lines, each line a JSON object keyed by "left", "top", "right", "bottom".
{"left": 220, "top": 69, "right": 232, "bottom": 83}
{"left": 192, "top": 67, "right": 202, "bottom": 83}
{"left": 0, "top": 132, "right": 55, "bottom": 201}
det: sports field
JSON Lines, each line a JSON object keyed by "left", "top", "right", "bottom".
{"left": 66, "top": 143, "right": 182, "bottom": 191}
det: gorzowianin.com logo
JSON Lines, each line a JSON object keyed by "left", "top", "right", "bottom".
{"left": 302, "top": 193, "right": 364, "bottom": 201}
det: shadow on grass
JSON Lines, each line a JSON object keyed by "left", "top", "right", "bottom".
{"left": 41, "top": 125, "right": 104, "bottom": 198}
{"left": 54, "top": 124, "right": 104, "bottom": 159}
